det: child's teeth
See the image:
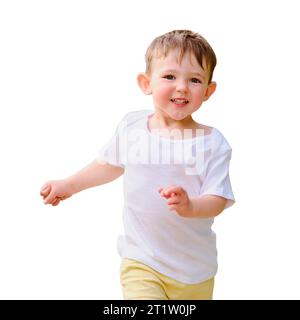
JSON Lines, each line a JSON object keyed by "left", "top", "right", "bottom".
{"left": 173, "top": 99, "right": 188, "bottom": 103}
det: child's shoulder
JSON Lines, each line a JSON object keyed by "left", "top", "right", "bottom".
{"left": 119, "top": 109, "right": 152, "bottom": 127}
{"left": 209, "top": 126, "right": 232, "bottom": 154}
{"left": 196, "top": 123, "right": 213, "bottom": 136}
{"left": 122, "top": 109, "right": 152, "bottom": 121}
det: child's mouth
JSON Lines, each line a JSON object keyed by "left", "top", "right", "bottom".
{"left": 171, "top": 98, "right": 189, "bottom": 106}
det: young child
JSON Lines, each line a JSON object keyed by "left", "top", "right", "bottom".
{"left": 40, "top": 30, "right": 235, "bottom": 300}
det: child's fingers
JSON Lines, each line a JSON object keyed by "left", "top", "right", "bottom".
{"left": 40, "top": 184, "right": 51, "bottom": 196}
{"left": 159, "top": 187, "right": 178, "bottom": 199}
{"left": 43, "top": 190, "right": 56, "bottom": 204}
{"left": 158, "top": 187, "right": 168, "bottom": 197}
{"left": 163, "top": 185, "right": 183, "bottom": 197}
{"left": 51, "top": 198, "right": 60, "bottom": 206}
{"left": 40, "top": 183, "right": 50, "bottom": 192}
{"left": 40, "top": 184, "right": 47, "bottom": 193}
{"left": 166, "top": 194, "right": 180, "bottom": 205}
{"left": 160, "top": 191, "right": 171, "bottom": 198}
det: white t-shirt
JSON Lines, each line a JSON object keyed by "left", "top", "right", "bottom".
{"left": 97, "top": 110, "right": 235, "bottom": 284}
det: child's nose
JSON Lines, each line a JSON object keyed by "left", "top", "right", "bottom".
{"left": 176, "top": 80, "right": 188, "bottom": 92}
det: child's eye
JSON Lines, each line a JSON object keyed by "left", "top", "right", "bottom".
{"left": 191, "top": 78, "right": 201, "bottom": 84}
{"left": 163, "top": 75, "right": 175, "bottom": 80}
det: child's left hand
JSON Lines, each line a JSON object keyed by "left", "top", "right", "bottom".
{"left": 158, "top": 185, "right": 194, "bottom": 217}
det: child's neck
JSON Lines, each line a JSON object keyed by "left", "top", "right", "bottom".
{"left": 151, "top": 112, "right": 198, "bottom": 131}
{"left": 148, "top": 110, "right": 212, "bottom": 139}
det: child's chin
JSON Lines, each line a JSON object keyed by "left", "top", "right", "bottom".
{"left": 169, "top": 111, "right": 190, "bottom": 121}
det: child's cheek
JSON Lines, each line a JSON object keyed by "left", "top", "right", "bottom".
{"left": 193, "top": 88, "right": 206, "bottom": 104}
{"left": 155, "top": 84, "right": 173, "bottom": 103}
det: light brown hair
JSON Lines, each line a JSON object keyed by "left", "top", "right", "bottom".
{"left": 145, "top": 30, "right": 217, "bottom": 83}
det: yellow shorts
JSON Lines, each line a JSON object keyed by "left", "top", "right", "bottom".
{"left": 120, "top": 258, "right": 214, "bottom": 300}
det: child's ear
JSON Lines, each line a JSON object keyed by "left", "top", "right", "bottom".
{"left": 203, "top": 81, "right": 217, "bottom": 101}
{"left": 137, "top": 73, "right": 152, "bottom": 95}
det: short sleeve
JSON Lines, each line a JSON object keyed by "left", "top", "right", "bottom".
{"left": 96, "top": 117, "right": 127, "bottom": 168}
{"left": 96, "top": 110, "right": 154, "bottom": 168}
{"left": 200, "top": 147, "right": 235, "bottom": 209}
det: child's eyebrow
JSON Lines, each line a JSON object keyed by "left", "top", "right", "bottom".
{"left": 191, "top": 72, "right": 205, "bottom": 79}
{"left": 161, "top": 69, "right": 178, "bottom": 74}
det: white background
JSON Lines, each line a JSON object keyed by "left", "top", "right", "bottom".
{"left": 1, "top": 0, "right": 299, "bottom": 299}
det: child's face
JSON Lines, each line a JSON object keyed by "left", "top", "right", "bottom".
{"left": 141, "top": 50, "right": 216, "bottom": 122}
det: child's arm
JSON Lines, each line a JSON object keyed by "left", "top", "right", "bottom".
{"left": 40, "top": 160, "right": 124, "bottom": 206}
{"left": 159, "top": 185, "right": 226, "bottom": 218}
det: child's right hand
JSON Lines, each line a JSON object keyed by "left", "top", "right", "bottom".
{"left": 40, "top": 180, "right": 74, "bottom": 206}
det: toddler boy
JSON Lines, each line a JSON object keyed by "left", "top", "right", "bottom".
{"left": 40, "top": 30, "right": 235, "bottom": 300}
